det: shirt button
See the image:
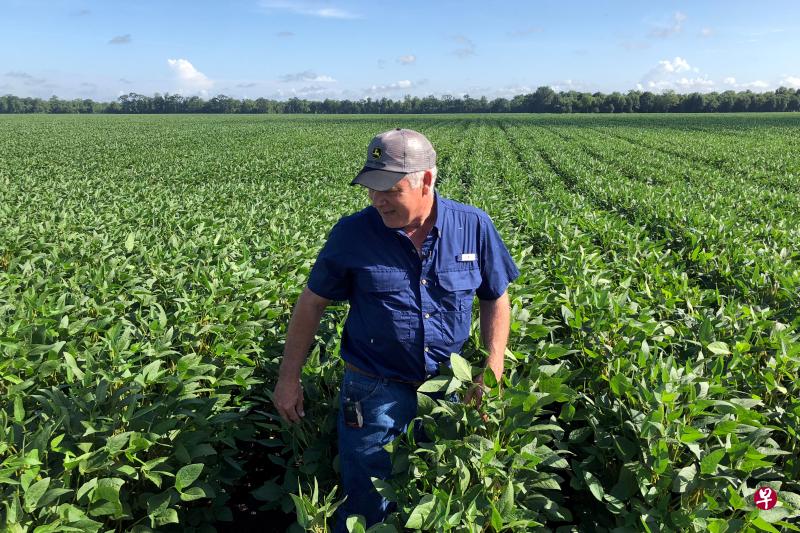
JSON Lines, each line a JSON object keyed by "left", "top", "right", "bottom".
{"left": 424, "top": 313, "right": 430, "bottom": 319}
{"left": 421, "top": 279, "right": 428, "bottom": 286}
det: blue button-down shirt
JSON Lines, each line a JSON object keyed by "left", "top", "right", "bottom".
{"left": 307, "top": 194, "right": 520, "bottom": 382}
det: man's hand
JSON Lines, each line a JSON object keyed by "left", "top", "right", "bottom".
{"left": 273, "top": 376, "right": 305, "bottom": 423}
{"left": 466, "top": 291, "right": 511, "bottom": 417}
{"left": 272, "top": 287, "right": 330, "bottom": 424}
{"left": 464, "top": 374, "right": 486, "bottom": 408}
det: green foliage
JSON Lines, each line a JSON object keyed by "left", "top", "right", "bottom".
{"left": 1, "top": 114, "right": 799, "bottom": 531}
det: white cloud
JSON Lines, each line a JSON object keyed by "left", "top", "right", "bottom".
{"left": 167, "top": 58, "right": 213, "bottom": 92}
{"left": 700, "top": 27, "right": 714, "bottom": 38}
{"left": 743, "top": 80, "right": 768, "bottom": 89}
{"left": 645, "top": 77, "right": 714, "bottom": 92}
{"left": 452, "top": 35, "right": 475, "bottom": 58}
{"left": 780, "top": 76, "right": 800, "bottom": 89}
{"left": 366, "top": 80, "right": 414, "bottom": 94}
{"left": 292, "top": 85, "right": 332, "bottom": 97}
{"left": 398, "top": 55, "right": 416, "bottom": 65}
{"left": 649, "top": 11, "right": 687, "bottom": 38}
{"left": 723, "top": 77, "right": 776, "bottom": 90}
{"left": 658, "top": 57, "right": 691, "bottom": 73}
{"left": 550, "top": 79, "right": 592, "bottom": 92}
{"left": 108, "top": 34, "right": 132, "bottom": 45}
{"left": 676, "top": 77, "right": 714, "bottom": 88}
{"left": 641, "top": 57, "right": 716, "bottom": 92}
{"left": 260, "top": 1, "right": 359, "bottom": 19}
{"left": 279, "top": 70, "right": 336, "bottom": 83}
{"left": 4, "top": 71, "right": 47, "bottom": 86}
{"left": 492, "top": 85, "right": 533, "bottom": 97}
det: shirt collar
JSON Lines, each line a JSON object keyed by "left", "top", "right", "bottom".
{"left": 432, "top": 192, "right": 445, "bottom": 232}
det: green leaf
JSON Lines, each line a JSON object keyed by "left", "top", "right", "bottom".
{"left": 153, "top": 508, "right": 179, "bottom": 526}
{"left": 583, "top": 471, "right": 605, "bottom": 501}
{"left": 252, "top": 480, "right": 283, "bottom": 502}
{"left": 146, "top": 491, "right": 172, "bottom": 516}
{"left": 92, "top": 478, "right": 124, "bottom": 505}
{"left": 179, "top": 486, "right": 208, "bottom": 502}
{"left": 706, "top": 341, "right": 731, "bottom": 355}
{"left": 757, "top": 507, "right": 791, "bottom": 523}
{"left": 416, "top": 392, "right": 436, "bottom": 416}
{"left": 125, "top": 232, "right": 136, "bottom": 252}
{"left": 24, "top": 477, "right": 50, "bottom": 512}
{"left": 417, "top": 376, "right": 450, "bottom": 393}
{"left": 500, "top": 479, "right": 514, "bottom": 516}
{"left": 679, "top": 426, "right": 705, "bottom": 443}
{"left": 38, "top": 487, "right": 72, "bottom": 507}
{"left": 712, "top": 420, "right": 738, "bottom": 436}
{"left": 13, "top": 396, "right": 24, "bottom": 422}
{"left": 672, "top": 464, "right": 697, "bottom": 493}
{"left": 175, "top": 463, "right": 204, "bottom": 492}
{"left": 371, "top": 478, "right": 397, "bottom": 501}
{"left": 77, "top": 478, "right": 98, "bottom": 501}
{"left": 450, "top": 353, "right": 473, "bottom": 382}
{"left": 346, "top": 515, "right": 367, "bottom": 533}
{"left": 63, "top": 352, "right": 85, "bottom": 380}
{"left": 490, "top": 502, "right": 503, "bottom": 531}
{"left": 6, "top": 494, "right": 22, "bottom": 523}
{"left": 701, "top": 449, "right": 726, "bottom": 475}
{"left": 483, "top": 367, "right": 498, "bottom": 389}
{"left": 751, "top": 516, "right": 780, "bottom": 533}
{"left": 404, "top": 494, "right": 435, "bottom": 529}
{"left": 290, "top": 493, "right": 310, "bottom": 528}
{"left": 106, "top": 432, "right": 131, "bottom": 455}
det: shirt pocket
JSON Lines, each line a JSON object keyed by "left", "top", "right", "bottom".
{"left": 360, "top": 269, "right": 408, "bottom": 293}
{"left": 436, "top": 268, "right": 482, "bottom": 344}
{"left": 356, "top": 269, "right": 412, "bottom": 343}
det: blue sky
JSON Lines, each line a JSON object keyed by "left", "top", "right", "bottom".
{"left": 2, "top": 0, "right": 799, "bottom": 101}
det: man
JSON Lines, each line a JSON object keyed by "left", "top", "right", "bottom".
{"left": 273, "top": 128, "right": 519, "bottom": 529}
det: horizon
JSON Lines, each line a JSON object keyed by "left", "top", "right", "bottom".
{"left": 2, "top": 0, "right": 799, "bottom": 101}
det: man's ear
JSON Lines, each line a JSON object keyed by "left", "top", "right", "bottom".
{"left": 422, "top": 170, "right": 433, "bottom": 194}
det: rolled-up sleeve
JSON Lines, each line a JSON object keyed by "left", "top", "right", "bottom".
{"left": 307, "top": 220, "right": 352, "bottom": 301}
{"left": 476, "top": 215, "right": 520, "bottom": 300}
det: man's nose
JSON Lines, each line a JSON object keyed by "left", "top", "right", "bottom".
{"left": 369, "top": 190, "right": 386, "bottom": 206}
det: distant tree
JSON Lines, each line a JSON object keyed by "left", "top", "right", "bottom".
{"left": 683, "top": 92, "right": 705, "bottom": 112}
{"left": 2, "top": 87, "right": 799, "bottom": 115}
{"left": 733, "top": 91, "right": 754, "bottom": 111}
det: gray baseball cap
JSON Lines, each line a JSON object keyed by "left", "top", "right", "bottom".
{"left": 351, "top": 128, "right": 437, "bottom": 191}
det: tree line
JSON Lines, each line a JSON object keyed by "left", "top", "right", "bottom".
{"left": 2, "top": 87, "right": 800, "bottom": 114}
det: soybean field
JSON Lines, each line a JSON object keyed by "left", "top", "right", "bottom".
{"left": 1, "top": 113, "right": 799, "bottom": 532}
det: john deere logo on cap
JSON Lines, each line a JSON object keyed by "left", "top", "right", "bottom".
{"left": 371, "top": 147, "right": 382, "bottom": 159}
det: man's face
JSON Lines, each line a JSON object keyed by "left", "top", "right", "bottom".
{"left": 368, "top": 176, "right": 427, "bottom": 229}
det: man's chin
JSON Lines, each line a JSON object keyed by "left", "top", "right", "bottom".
{"left": 379, "top": 215, "right": 406, "bottom": 229}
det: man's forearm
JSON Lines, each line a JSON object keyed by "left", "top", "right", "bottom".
{"left": 279, "top": 287, "right": 331, "bottom": 380}
{"left": 478, "top": 291, "right": 511, "bottom": 382}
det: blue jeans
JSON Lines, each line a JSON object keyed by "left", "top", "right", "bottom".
{"left": 334, "top": 369, "right": 419, "bottom": 532}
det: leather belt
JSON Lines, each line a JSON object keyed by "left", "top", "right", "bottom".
{"left": 345, "top": 362, "right": 423, "bottom": 387}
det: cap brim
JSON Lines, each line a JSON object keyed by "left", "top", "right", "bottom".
{"left": 350, "top": 167, "right": 406, "bottom": 191}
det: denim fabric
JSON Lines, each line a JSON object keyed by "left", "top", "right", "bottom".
{"left": 334, "top": 369, "right": 418, "bottom": 532}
